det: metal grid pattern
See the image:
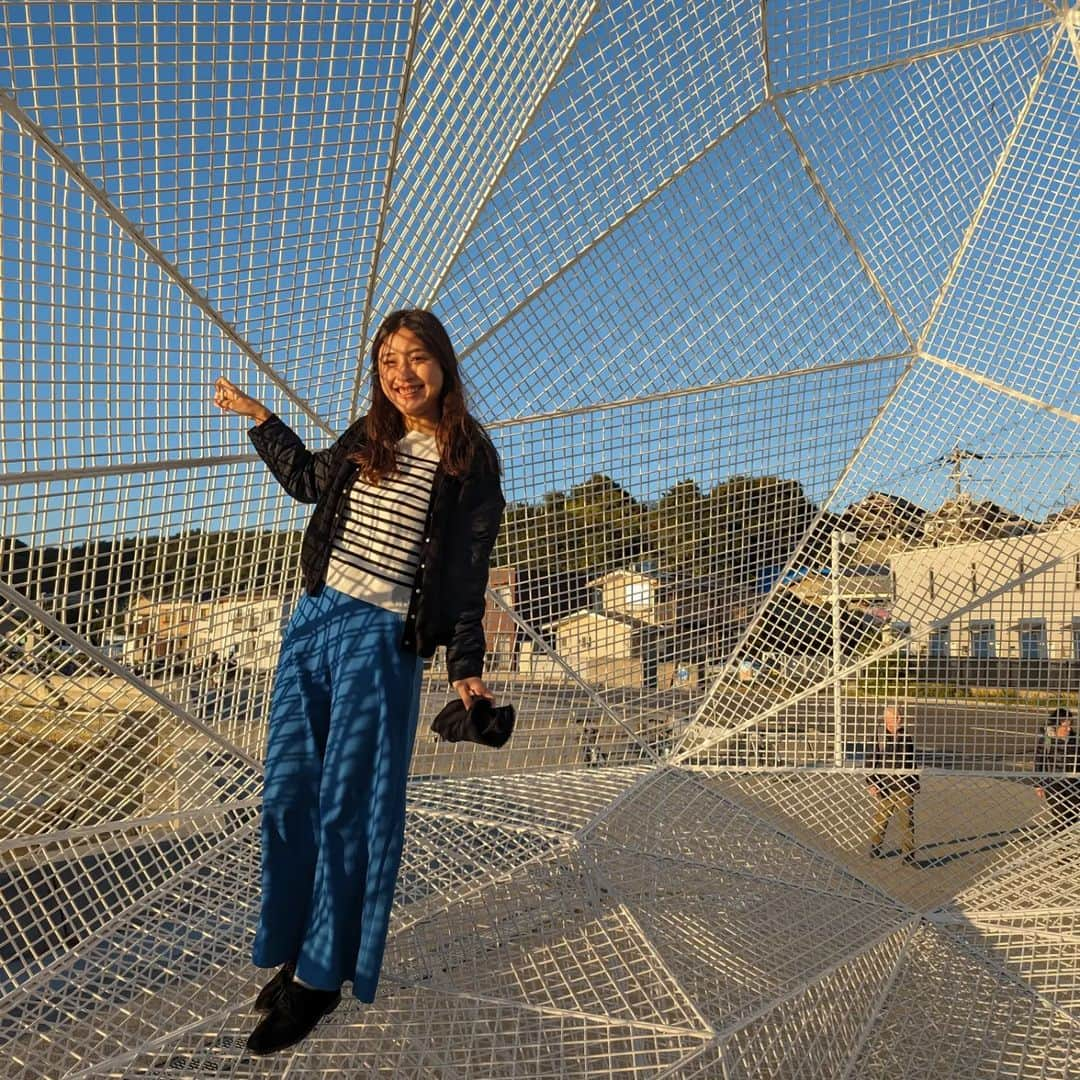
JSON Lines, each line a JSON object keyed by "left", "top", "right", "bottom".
{"left": 1, "top": 1, "right": 1078, "bottom": 1076}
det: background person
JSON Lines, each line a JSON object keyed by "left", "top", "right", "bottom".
{"left": 867, "top": 704, "right": 920, "bottom": 864}
{"left": 1035, "top": 707, "right": 1079, "bottom": 832}
{"left": 213, "top": 309, "right": 504, "bottom": 1056}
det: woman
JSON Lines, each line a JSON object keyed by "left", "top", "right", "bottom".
{"left": 213, "top": 309, "right": 504, "bottom": 1056}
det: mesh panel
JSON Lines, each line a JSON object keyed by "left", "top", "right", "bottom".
{"left": 0, "top": 1, "right": 415, "bottom": 418}
{"left": 433, "top": 0, "right": 764, "bottom": 355}
{"left": 924, "top": 32, "right": 1080, "bottom": 413}
{"left": 849, "top": 925, "right": 1077, "bottom": 1079}
{"left": 447, "top": 105, "right": 908, "bottom": 418}
{"left": 1, "top": 1, "right": 1078, "bottom": 1076}
{"left": 766, "top": 0, "right": 1054, "bottom": 90}
{"left": 779, "top": 24, "right": 1053, "bottom": 333}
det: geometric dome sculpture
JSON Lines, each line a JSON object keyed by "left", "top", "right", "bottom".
{"left": 2, "top": 1, "right": 1078, "bottom": 1076}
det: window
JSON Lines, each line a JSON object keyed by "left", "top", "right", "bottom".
{"left": 928, "top": 569, "right": 935, "bottom": 601}
{"left": 1017, "top": 620, "right": 1047, "bottom": 661}
{"left": 928, "top": 628, "right": 950, "bottom": 658}
{"left": 969, "top": 622, "right": 995, "bottom": 659}
{"left": 970, "top": 563, "right": 978, "bottom": 596}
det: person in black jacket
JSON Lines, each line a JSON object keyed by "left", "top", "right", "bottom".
{"left": 1035, "top": 708, "right": 1079, "bottom": 832}
{"left": 214, "top": 309, "right": 504, "bottom": 1055}
{"left": 866, "top": 704, "right": 920, "bottom": 863}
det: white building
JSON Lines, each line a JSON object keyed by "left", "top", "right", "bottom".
{"left": 586, "top": 569, "right": 676, "bottom": 625}
{"left": 542, "top": 610, "right": 649, "bottom": 689}
{"left": 889, "top": 526, "right": 1080, "bottom": 660}
{"left": 123, "top": 593, "right": 288, "bottom": 672}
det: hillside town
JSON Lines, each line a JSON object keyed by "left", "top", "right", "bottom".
{"left": 4, "top": 483, "right": 1076, "bottom": 695}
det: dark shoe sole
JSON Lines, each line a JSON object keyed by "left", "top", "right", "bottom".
{"left": 246, "top": 991, "right": 341, "bottom": 1056}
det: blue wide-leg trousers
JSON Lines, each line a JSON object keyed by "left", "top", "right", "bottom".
{"left": 252, "top": 586, "right": 422, "bottom": 1001}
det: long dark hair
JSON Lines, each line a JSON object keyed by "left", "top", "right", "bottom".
{"left": 351, "top": 308, "right": 498, "bottom": 482}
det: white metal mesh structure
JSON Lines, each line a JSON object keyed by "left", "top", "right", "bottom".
{"left": 1, "top": 1, "right": 1078, "bottom": 1076}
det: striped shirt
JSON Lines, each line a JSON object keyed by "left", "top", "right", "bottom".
{"left": 324, "top": 429, "right": 440, "bottom": 613}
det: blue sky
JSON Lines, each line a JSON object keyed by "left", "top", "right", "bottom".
{"left": 1, "top": 2, "right": 1076, "bottom": 545}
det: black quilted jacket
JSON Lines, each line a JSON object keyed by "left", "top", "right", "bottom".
{"left": 248, "top": 414, "right": 505, "bottom": 683}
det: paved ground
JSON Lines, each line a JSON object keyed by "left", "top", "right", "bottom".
{"left": 2, "top": 677, "right": 1062, "bottom": 839}
{"left": 682, "top": 694, "right": 1059, "bottom": 773}
{"left": 3, "top": 678, "right": 1069, "bottom": 1025}
{"left": 713, "top": 770, "right": 1050, "bottom": 912}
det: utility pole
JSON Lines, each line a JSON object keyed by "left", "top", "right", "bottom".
{"left": 944, "top": 445, "right": 984, "bottom": 502}
{"left": 831, "top": 529, "right": 856, "bottom": 767}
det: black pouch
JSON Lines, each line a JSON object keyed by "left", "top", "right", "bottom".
{"left": 430, "top": 697, "right": 516, "bottom": 748}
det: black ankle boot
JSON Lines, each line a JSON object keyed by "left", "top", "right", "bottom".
{"left": 253, "top": 961, "right": 295, "bottom": 1013}
{"left": 246, "top": 980, "right": 341, "bottom": 1056}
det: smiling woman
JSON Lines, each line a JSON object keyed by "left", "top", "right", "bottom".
{"left": 212, "top": 308, "right": 504, "bottom": 1055}
{"left": 353, "top": 309, "right": 488, "bottom": 486}
{"left": 377, "top": 327, "right": 444, "bottom": 428}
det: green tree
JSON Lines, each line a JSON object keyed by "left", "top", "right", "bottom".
{"left": 643, "top": 479, "right": 705, "bottom": 572}
{"left": 703, "top": 476, "right": 817, "bottom": 586}
{"left": 562, "top": 474, "right": 644, "bottom": 574}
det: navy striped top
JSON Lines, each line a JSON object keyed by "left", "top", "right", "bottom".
{"left": 324, "top": 429, "right": 440, "bottom": 613}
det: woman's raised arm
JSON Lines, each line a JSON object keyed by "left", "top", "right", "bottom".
{"left": 213, "top": 375, "right": 347, "bottom": 504}
{"left": 214, "top": 376, "right": 273, "bottom": 424}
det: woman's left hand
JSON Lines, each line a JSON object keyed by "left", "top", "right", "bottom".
{"left": 451, "top": 677, "right": 495, "bottom": 709}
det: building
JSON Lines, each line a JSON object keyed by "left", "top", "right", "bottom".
{"left": 123, "top": 593, "right": 288, "bottom": 673}
{"left": 123, "top": 596, "right": 198, "bottom": 669}
{"left": 483, "top": 566, "right": 518, "bottom": 670}
{"left": 586, "top": 569, "right": 677, "bottom": 625}
{"left": 535, "top": 568, "right": 754, "bottom": 690}
{"left": 541, "top": 610, "right": 656, "bottom": 689}
{"left": 533, "top": 569, "right": 669, "bottom": 689}
{"left": 842, "top": 492, "right": 926, "bottom": 543}
{"left": 782, "top": 565, "right": 894, "bottom": 610}
{"left": 1044, "top": 501, "right": 1080, "bottom": 529}
{"left": 889, "top": 526, "right": 1080, "bottom": 661}
{"left": 921, "top": 493, "right": 1032, "bottom": 547}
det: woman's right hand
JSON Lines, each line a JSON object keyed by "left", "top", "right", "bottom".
{"left": 214, "top": 376, "right": 272, "bottom": 423}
